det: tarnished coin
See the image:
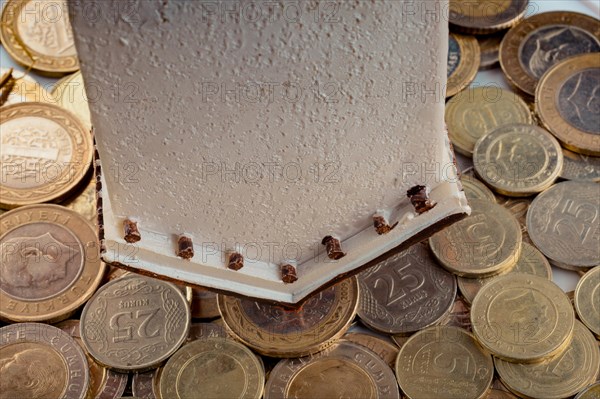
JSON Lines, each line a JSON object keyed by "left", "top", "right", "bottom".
{"left": 446, "top": 87, "right": 533, "bottom": 156}
{"left": 0, "top": 0, "right": 79, "bottom": 75}
{"left": 131, "top": 369, "right": 160, "bottom": 399}
{"left": 342, "top": 332, "right": 399, "bottom": 369}
{"left": 495, "top": 321, "right": 600, "bottom": 399}
{"left": 536, "top": 53, "right": 600, "bottom": 156}
{"left": 0, "top": 102, "right": 93, "bottom": 209}
{"left": 449, "top": 0, "right": 529, "bottom": 34}
{"left": 576, "top": 382, "right": 600, "bottom": 399}
{"left": 218, "top": 277, "right": 358, "bottom": 358}
{"left": 500, "top": 11, "right": 600, "bottom": 97}
{"left": 458, "top": 242, "right": 552, "bottom": 304}
{"left": 0, "top": 204, "right": 105, "bottom": 323}
{"left": 575, "top": 267, "right": 600, "bottom": 338}
{"left": 0, "top": 68, "right": 53, "bottom": 106}
{"left": 57, "top": 319, "right": 128, "bottom": 399}
{"left": 437, "top": 294, "right": 472, "bottom": 331}
{"left": 357, "top": 243, "right": 457, "bottom": 335}
{"left": 477, "top": 31, "right": 505, "bottom": 70}
{"left": 190, "top": 286, "right": 220, "bottom": 319}
{"left": 159, "top": 337, "right": 264, "bottom": 399}
{"left": 187, "top": 322, "right": 229, "bottom": 342}
{"left": 395, "top": 326, "right": 494, "bottom": 399}
{"left": 560, "top": 149, "right": 600, "bottom": 182}
{"left": 265, "top": 340, "right": 400, "bottom": 399}
{"left": 0, "top": 322, "right": 89, "bottom": 399}
{"left": 80, "top": 275, "right": 191, "bottom": 372}
{"left": 471, "top": 273, "right": 575, "bottom": 363}
{"left": 461, "top": 175, "right": 496, "bottom": 202}
{"left": 527, "top": 181, "right": 600, "bottom": 268}
{"left": 63, "top": 172, "right": 97, "bottom": 224}
{"left": 51, "top": 71, "right": 92, "bottom": 131}
{"left": 447, "top": 33, "right": 480, "bottom": 98}
{"left": 474, "top": 124, "right": 563, "bottom": 196}
{"left": 429, "top": 199, "right": 522, "bottom": 277}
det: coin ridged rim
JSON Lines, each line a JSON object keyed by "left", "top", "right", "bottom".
{"left": 473, "top": 123, "right": 563, "bottom": 196}
{"left": 449, "top": 0, "right": 529, "bottom": 34}
{"left": 535, "top": 53, "right": 600, "bottom": 156}
{"left": 218, "top": 277, "right": 359, "bottom": 358}
{"left": 499, "top": 11, "right": 600, "bottom": 97}
{"left": 559, "top": 148, "right": 600, "bottom": 183}
{"left": 471, "top": 273, "right": 575, "bottom": 363}
{"left": 574, "top": 382, "right": 600, "bottom": 399}
{"left": 461, "top": 175, "right": 497, "bottom": 202}
{"left": 0, "top": 204, "right": 106, "bottom": 323}
{"left": 0, "top": 0, "right": 79, "bottom": 75}
{"left": 574, "top": 266, "right": 600, "bottom": 338}
{"left": 0, "top": 102, "right": 93, "bottom": 208}
{"left": 342, "top": 332, "right": 400, "bottom": 369}
{"left": 447, "top": 33, "right": 480, "bottom": 98}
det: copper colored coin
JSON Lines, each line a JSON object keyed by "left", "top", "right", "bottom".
{"left": 342, "top": 332, "right": 399, "bottom": 369}
{"left": 190, "top": 287, "right": 220, "bottom": 319}
{"left": 477, "top": 31, "right": 506, "bottom": 70}
{"left": 131, "top": 369, "right": 160, "bottom": 399}
{"left": 437, "top": 294, "right": 472, "bottom": 331}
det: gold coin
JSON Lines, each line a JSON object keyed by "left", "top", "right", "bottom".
{"left": 131, "top": 368, "right": 161, "bottom": 399}
{"left": 499, "top": 11, "right": 600, "bottom": 97}
{"left": 0, "top": 322, "right": 90, "bottom": 399}
{"left": 471, "top": 273, "right": 575, "bottom": 363}
{"left": 474, "top": 123, "right": 563, "bottom": 196}
{"left": 159, "top": 337, "right": 264, "bottom": 399}
{"left": 342, "top": 332, "right": 399, "bottom": 369}
{"left": 575, "top": 382, "right": 600, "bottom": 399}
{"left": 437, "top": 294, "right": 472, "bottom": 331}
{"left": 190, "top": 286, "right": 220, "bottom": 319}
{"left": 527, "top": 181, "right": 600, "bottom": 268}
{"left": 447, "top": 33, "right": 480, "bottom": 98}
{"left": 495, "top": 321, "right": 600, "bottom": 399}
{"left": 575, "top": 266, "right": 600, "bottom": 338}
{"left": 449, "top": 0, "right": 528, "bottom": 34}
{"left": 446, "top": 87, "right": 533, "bottom": 156}
{"left": 0, "top": 68, "right": 54, "bottom": 106}
{"left": 461, "top": 175, "right": 496, "bottom": 202}
{"left": 0, "top": 102, "right": 93, "bottom": 209}
{"left": 0, "top": 0, "right": 79, "bottom": 76}
{"left": 51, "top": 71, "right": 92, "bottom": 131}
{"left": 429, "top": 199, "right": 522, "bottom": 277}
{"left": 560, "top": 148, "right": 600, "bottom": 183}
{"left": 536, "top": 53, "right": 600, "bottom": 156}
{"left": 395, "top": 326, "right": 494, "bottom": 399}
{"left": 487, "top": 378, "right": 520, "bottom": 399}
{"left": 496, "top": 194, "right": 532, "bottom": 244}
{"left": 458, "top": 242, "right": 552, "bottom": 304}
{"left": 477, "top": 31, "right": 505, "bottom": 70}
{"left": 80, "top": 275, "right": 191, "bottom": 372}
{"left": 0, "top": 204, "right": 105, "bottom": 323}
{"left": 63, "top": 172, "right": 96, "bottom": 224}
{"left": 218, "top": 277, "right": 358, "bottom": 358}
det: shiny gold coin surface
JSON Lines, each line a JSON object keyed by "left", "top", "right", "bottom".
{"left": 342, "top": 332, "right": 399, "bottom": 369}
{"left": 265, "top": 340, "right": 400, "bottom": 399}
{"left": 474, "top": 124, "right": 563, "bottom": 196}
{"left": 575, "top": 267, "right": 600, "bottom": 338}
{"left": 458, "top": 242, "right": 551, "bottom": 304}
{"left": 527, "top": 181, "right": 600, "bottom": 268}
{"left": 0, "top": 204, "right": 105, "bottom": 323}
{"left": 449, "top": 0, "right": 528, "bottom": 34}
{"left": 446, "top": 87, "right": 533, "bottom": 156}
{"left": 190, "top": 286, "right": 220, "bottom": 319}
{"left": 395, "top": 326, "right": 493, "bottom": 399}
{"left": 560, "top": 149, "right": 600, "bottom": 183}
{"left": 495, "top": 321, "right": 600, "bottom": 399}
{"left": 160, "top": 337, "right": 264, "bottom": 399}
{"left": 357, "top": 243, "right": 457, "bottom": 335}
{"left": 461, "top": 175, "right": 496, "bottom": 202}
{"left": 536, "top": 53, "right": 600, "bottom": 156}
{"left": 0, "top": 0, "right": 79, "bottom": 75}
{"left": 51, "top": 71, "right": 92, "bottom": 131}
{"left": 575, "top": 382, "right": 600, "bottom": 399}
{"left": 0, "top": 102, "right": 93, "bottom": 209}
{"left": 500, "top": 11, "right": 600, "bottom": 97}
{"left": 447, "top": 33, "right": 480, "bottom": 98}
{"left": 477, "top": 31, "right": 505, "bottom": 70}
{"left": 471, "top": 273, "right": 575, "bottom": 363}
{"left": 0, "top": 68, "right": 54, "bottom": 106}
{"left": 429, "top": 199, "right": 522, "bottom": 277}
{"left": 0, "top": 322, "right": 89, "bottom": 399}
{"left": 218, "top": 277, "right": 358, "bottom": 357}
{"left": 80, "top": 275, "right": 191, "bottom": 372}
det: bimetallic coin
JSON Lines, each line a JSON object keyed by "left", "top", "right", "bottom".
{"left": 471, "top": 273, "right": 575, "bottom": 363}
{"left": 57, "top": 320, "right": 128, "bottom": 399}
{"left": 458, "top": 242, "right": 552, "bottom": 304}
{"left": 477, "top": 31, "right": 505, "bottom": 70}
{"left": 0, "top": 322, "right": 89, "bottom": 399}
{"left": 446, "top": 87, "right": 533, "bottom": 156}
{"left": 265, "top": 340, "right": 400, "bottom": 399}
{"left": 51, "top": 71, "right": 92, "bottom": 131}
{"left": 0, "top": 204, "right": 105, "bottom": 323}
{"left": 80, "top": 275, "right": 191, "bottom": 372}
{"left": 575, "top": 267, "right": 600, "bottom": 338}
{"left": 395, "top": 326, "right": 493, "bottom": 399}
{"left": 429, "top": 199, "right": 522, "bottom": 277}
{"left": 474, "top": 124, "right": 563, "bottom": 196}
{"left": 0, "top": 68, "right": 54, "bottom": 106}
{"left": 342, "top": 332, "right": 399, "bottom": 369}
{"left": 0, "top": 0, "right": 79, "bottom": 75}
{"left": 500, "top": 11, "right": 600, "bottom": 97}
{"left": 449, "top": 0, "right": 528, "bottom": 34}
{"left": 218, "top": 277, "right": 358, "bottom": 358}
{"left": 357, "top": 243, "right": 457, "bottom": 335}
{"left": 437, "top": 294, "right": 472, "bottom": 331}
{"left": 527, "top": 181, "right": 600, "bottom": 268}
{"left": 160, "top": 337, "right": 264, "bottom": 399}
{"left": 560, "top": 149, "right": 600, "bottom": 183}
{"left": 536, "top": 53, "right": 600, "bottom": 156}
{"left": 190, "top": 286, "right": 220, "bottom": 319}
{"left": 0, "top": 102, "right": 93, "bottom": 209}
{"left": 495, "top": 321, "right": 600, "bottom": 399}
{"left": 447, "top": 33, "right": 480, "bottom": 98}
{"left": 575, "top": 382, "right": 600, "bottom": 399}
{"left": 461, "top": 175, "right": 496, "bottom": 202}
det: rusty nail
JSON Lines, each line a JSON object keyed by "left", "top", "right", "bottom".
{"left": 406, "top": 185, "right": 437, "bottom": 215}
{"left": 123, "top": 219, "right": 141, "bottom": 243}
{"left": 177, "top": 235, "right": 194, "bottom": 259}
{"left": 281, "top": 263, "right": 298, "bottom": 284}
{"left": 373, "top": 214, "right": 398, "bottom": 235}
{"left": 321, "top": 235, "right": 346, "bottom": 260}
{"left": 228, "top": 252, "right": 244, "bottom": 271}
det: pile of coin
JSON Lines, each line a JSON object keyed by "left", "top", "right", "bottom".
{"left": 1, "top": 0, "right": 599, "bottom": 398}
